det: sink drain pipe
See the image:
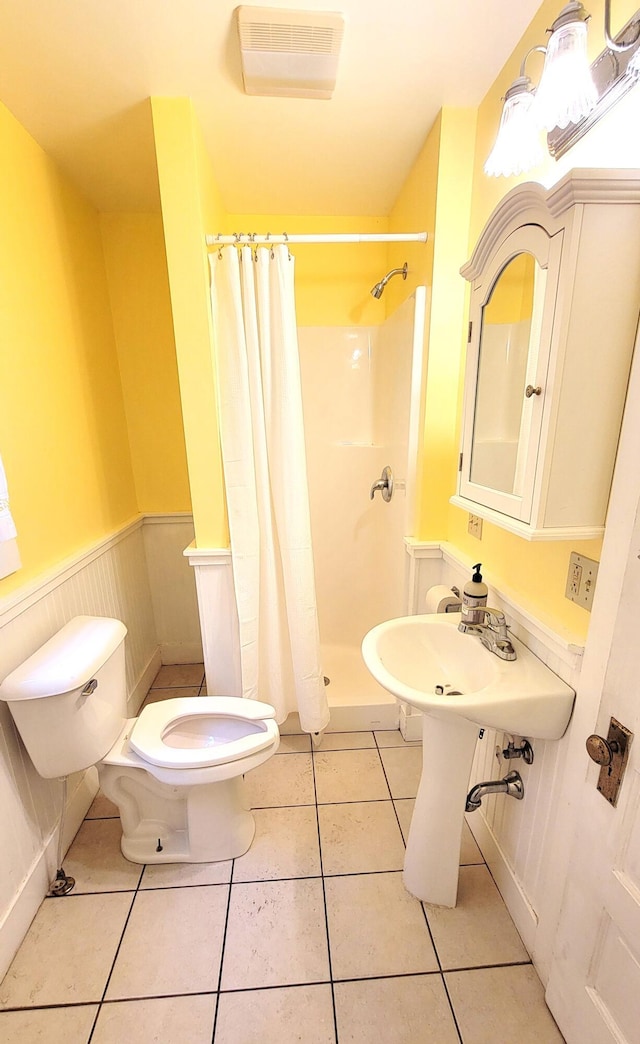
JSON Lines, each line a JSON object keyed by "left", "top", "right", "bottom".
{"left": 465, "top": 770, "right": 524, "bottom": 812}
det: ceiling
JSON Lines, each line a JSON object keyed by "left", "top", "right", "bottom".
{"left": 0, "top": 1, "right": 544, "bottom": 215}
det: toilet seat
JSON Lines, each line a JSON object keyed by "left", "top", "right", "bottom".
{"left": 129, "top": 696, "right": 278, "bottom": 770}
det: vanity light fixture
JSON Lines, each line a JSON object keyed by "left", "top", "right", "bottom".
{"left": 485, "top": 0, "right": 640, "bottom": 177}
{"left": 484, "top": 48, "right": 546, "bottom": 178}
{"left": 533, "top": 2, "right": 597, "bottom": 131}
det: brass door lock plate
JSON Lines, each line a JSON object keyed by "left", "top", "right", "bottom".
{"left": 586, "top": 717, "right": 633, "bottom": 807}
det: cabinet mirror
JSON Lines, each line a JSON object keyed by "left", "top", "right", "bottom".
{"left": 470, "top": 251, "right": 546, "bottom": 498}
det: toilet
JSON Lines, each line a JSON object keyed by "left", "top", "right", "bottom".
{"left": 0, "top": 616, "right": 279, "bottom": 864}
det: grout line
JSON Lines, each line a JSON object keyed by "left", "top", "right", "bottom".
{"left": 311, "top": 745, "right": 340, "bottom": 1044}
{"left": 210, "top": 861, "right": 235, "bottom": 1042}
{"left": 442, "top": 959, "right": 534, "bottom": 975}
{"left": 86, "top": 861, "right": 145, "bottom": 1042}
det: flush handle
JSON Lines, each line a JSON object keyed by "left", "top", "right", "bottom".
{"left": 81, "top": 679, "right": 98, "bottom": 698}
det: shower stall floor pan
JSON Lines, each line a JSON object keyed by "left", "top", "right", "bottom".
{"left": 323, "top": 642, "right": 398, "bottom": 732}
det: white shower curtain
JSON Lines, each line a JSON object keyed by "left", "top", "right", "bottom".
{"left": 209, "top": 244, "right": 329, "bottom": 734}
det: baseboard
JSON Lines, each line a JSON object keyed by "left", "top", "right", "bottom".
{"left": 465, "top": 809, "right": 539, "bottom": 956}
{"left": 0, "top": 771, "right": 97, "bottom": 981}
{"left": 128, "top": 647, "right": 162, "bottom": 715}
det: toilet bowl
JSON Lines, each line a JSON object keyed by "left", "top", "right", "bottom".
{"left": 98, "top": 696, "right": 279, "bottom": 864}
{"left": 0, "top": 616, "right": 280, "bottom": 865}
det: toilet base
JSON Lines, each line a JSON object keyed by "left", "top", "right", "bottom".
{"left": 98, "top": 762, "right": 256, "bottom": 865}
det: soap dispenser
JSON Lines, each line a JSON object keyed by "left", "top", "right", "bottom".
{"left": 459, "top": 563, "right": 488, "bottom": 631}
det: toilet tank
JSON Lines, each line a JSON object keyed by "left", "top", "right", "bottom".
{"left": 0, "top": 616, "right": 128, "bottom": 779}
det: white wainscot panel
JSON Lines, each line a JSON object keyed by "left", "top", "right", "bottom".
{"left": 0, "top": 518, "right": 162, "bottom": 980}
{"left": 143, "top": 515, "right": 202, "bottom": 665}
{"left": 405, "top": 539, "right": 584, "bottom": 982}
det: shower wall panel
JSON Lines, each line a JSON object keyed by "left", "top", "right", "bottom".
{"left": 299, "top": 314, "right": 415, "bottom": 649}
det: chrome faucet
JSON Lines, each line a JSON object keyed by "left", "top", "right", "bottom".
{"left": 459, "top": 607, "right": 517, "bottom": 661}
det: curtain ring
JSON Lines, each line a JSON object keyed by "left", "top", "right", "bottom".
{"left": 283, "top": 232, "right": 291, "bottom": 260}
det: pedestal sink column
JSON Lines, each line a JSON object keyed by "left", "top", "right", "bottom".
{"left": 403, "top": 711, "right": 479, "bottom": 907}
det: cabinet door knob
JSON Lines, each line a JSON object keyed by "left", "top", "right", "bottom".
{"left": 525, "top": 384, "right": 542, "bottom": 398}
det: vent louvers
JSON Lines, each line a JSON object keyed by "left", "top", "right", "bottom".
{"left": 236, "top": 7, "right": 345, "bottom": 98}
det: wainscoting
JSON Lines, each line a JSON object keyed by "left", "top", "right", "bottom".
{"left": 0, "top": 514, "right": 200, "bottom": 979}
{"left": 405, "top": 539, "right": 584, "bottom": 984}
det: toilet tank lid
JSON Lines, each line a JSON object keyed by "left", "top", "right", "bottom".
{"left": 0, "top": 616, "right": 127, "bottom": 702}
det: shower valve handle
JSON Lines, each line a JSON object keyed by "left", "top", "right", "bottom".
{"left": 370, "top": 466, "right": 394, "bottom": 503}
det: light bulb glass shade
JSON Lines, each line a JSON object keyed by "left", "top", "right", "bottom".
{"left": 533, "top": 19, "right": 597, "bottom": 130}
{"left": 484, "top": 79, "right": 545, "bottom": 178}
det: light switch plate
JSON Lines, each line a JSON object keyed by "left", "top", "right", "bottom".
{"left": 565, "top": 551, "right": 599, "bottom": 611}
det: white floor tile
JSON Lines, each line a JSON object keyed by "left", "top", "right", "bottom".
{"left": 334, "top": 975, "right": 459, "bottom": 1043}
{"left": 374, "top": 730, "right": 421, "bottom": 748}
{"left": 140, "top": 859, "right": 232, "bottom": 889}
{"left": 233, "top": 806, "right": 321, "bottom": 882}
{"left": 63, "top": 819, "right": 142, "bottom": 893}
{"left": 221, "top": 878, "right": 329, "bottom": 990}
{"left": 244, "top": 752, "right": 315, "bottom": 808}
{"left": 92, "top": 994, "right": 217, "bottom": 1044}
{"left": 150, "top": 664, "right": 204, "bottom": 688}
{"left": 379, "top": 746, "right": 423, "bottom": 799}
{"left": 315, "top": 732, "right": 375, "bottom": 751}
{"left": 0, "top": 893, "right": 132, "bottom": 1008}
{"left": 446, "top": 964, "right": 565, "bottom": 1042}
{"left": 277, "top": 734, "right": 312, "bottom": 753}
{"left": 314, "top": 750, "right": 390, "bottom": 804}
{"left": 85, "top": 790, "right": 119, "bottom": 820}
{"left": 215, "top": 984, "right": 335, "bottom": 1043}
{"left": 325, "top": 872, "right": 438, "bottom": 981}
{"left": 424, "top": 864, "right": 529, "bottom": 970}
{"left": 318, "top": 801, "right": 405, "bottom": 875}
{"left": 105, "top": 885, "right": 228, "bottom": 999}
{"left": 0, "top": 1004, "right": 98, "bottom": 1043}
{"left": 141, "top": 685, "right": 200, "bottom": 708}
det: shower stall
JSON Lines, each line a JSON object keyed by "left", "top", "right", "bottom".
{"left": 298, "top": 286, "right": 427, "bottom": 731}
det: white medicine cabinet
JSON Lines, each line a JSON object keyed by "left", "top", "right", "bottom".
{"left": 452, "top": 169, "right": 640, "bottom": 540}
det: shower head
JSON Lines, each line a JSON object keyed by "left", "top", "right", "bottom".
{"left": 370, "top": 262, "right": 408, "bottom": 299}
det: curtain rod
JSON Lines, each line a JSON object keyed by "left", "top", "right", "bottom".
{"left": 205, "top": 232, "right": 428, "bottom": 246}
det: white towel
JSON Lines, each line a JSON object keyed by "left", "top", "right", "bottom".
{"left": 0, "top": 452, "right": 17, "bottom": 542}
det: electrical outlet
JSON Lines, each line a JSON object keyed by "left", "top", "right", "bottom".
{"left": 565, "top": 552, "right": 599, "bottom": 611}
{"left": 468, "top": 514, "right": 483, "bottom": 539}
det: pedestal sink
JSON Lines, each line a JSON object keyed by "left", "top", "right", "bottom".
{"left": 361, "top": 612, "right": 575, "bottom": 907}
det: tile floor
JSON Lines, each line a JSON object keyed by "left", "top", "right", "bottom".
{"left": 0, "top": 664, "right": 565, "bottom": 1043}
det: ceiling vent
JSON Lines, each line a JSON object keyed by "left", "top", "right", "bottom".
{"left": 236, "top": 6, "right": 345, "bottom": 99}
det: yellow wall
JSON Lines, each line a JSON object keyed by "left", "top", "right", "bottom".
{"left": 101, "top": 213, "right": 191, "bottom": 513}
{"left": 224, "top": 215, "right": 389, "bottom": 327}
{"left": 0, "top": 100, "right": 137, "bottom": 597}
{"left": 151, "top": 97, "right": 228, "bottom": 548}
{"left": 389, "top": 109, "right": 477, "bottom": 539}
{"left": 446, "top": 0, "right": 640, "bottom": 639}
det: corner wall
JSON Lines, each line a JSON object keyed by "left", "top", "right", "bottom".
{"left": 0, "top": 100, "right": 138, "bottom": 597}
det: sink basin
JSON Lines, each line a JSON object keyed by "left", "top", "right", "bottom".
{"left": 361, "top": 612, "right": 575, "bottom": 740}
{"left": 361, "top": 612, "right": 575, "bottom": 908}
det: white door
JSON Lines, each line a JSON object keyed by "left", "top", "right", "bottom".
{"left": 545, "top": 322, "right": 640, "bottom": 1044}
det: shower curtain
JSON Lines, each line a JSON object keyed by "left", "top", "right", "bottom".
{"left": 209, "top": 245, "right": 329, "bottom": 735}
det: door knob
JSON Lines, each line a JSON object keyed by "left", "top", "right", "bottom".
{"left": 586, "top": 733, "right": 619, "bottom": 766}
{"left": 585, "top": 717, "right": 632, "bottom": 807}
{"left": 525, "top": 384, "right": 542, "bottom": 398}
